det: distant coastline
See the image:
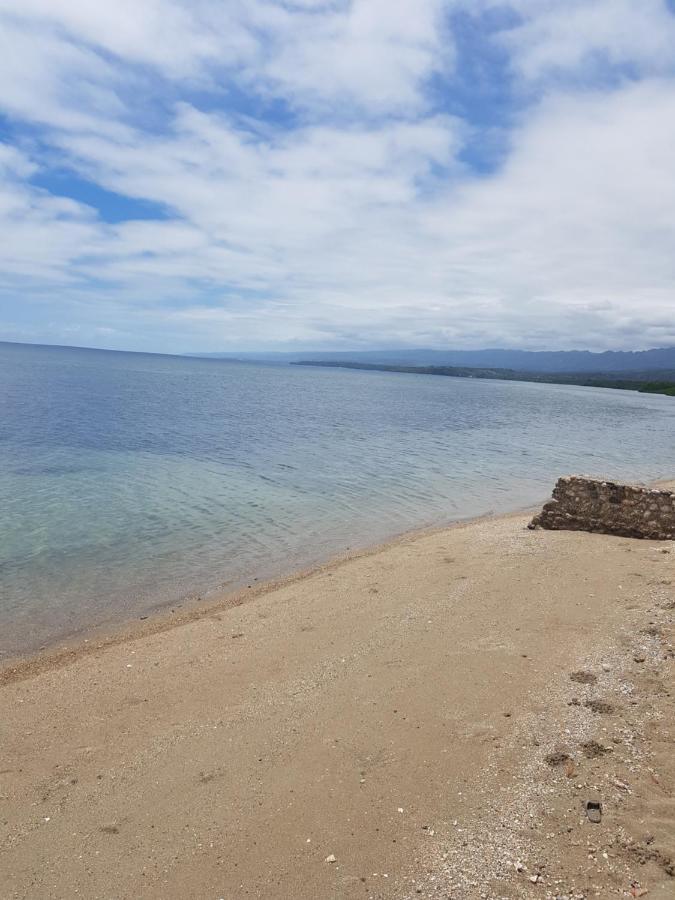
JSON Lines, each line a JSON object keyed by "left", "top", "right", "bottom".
{"left": 3, "top": 338, "right": 675, "bottom": 381}
{"left": 293, "top": 360, "right": 675, "bottom": 396}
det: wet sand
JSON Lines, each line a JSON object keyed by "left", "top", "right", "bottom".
{"left": 1, "top": 495, "right": 674, "bottom": 899}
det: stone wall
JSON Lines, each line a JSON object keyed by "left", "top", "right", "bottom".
{"left": 529, "top": 476, "right": 675, "bottom": 540}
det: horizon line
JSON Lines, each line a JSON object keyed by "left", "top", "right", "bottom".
{"left": 2, "top": 338, "right": 675, "bottom": 359}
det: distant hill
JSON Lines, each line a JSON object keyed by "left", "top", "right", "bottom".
{"left": 194, "top": 346, "right": 675, "bottom": 373}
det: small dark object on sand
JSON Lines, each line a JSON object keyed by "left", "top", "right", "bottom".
{"left": 584, "top": 699, "right": 615, "bottom": 715}
{"left": 581, "top": 740, "right": 611, "bottom": 759}
{"left": 545, "top": 749, "right": 571, "bottom": 767}
{"left": 571, "top": 670, "right": 597, "bottom": 684}
{"left": 585, "top": 800, "right": 602, "bottom": 824}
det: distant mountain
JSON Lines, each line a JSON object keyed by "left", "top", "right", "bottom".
{"left": 193, "top": 346, "right": 675, "bottom": 373}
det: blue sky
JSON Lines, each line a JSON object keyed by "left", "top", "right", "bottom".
{"left": 1, "top": 0, "right": 675, "bottom": 353}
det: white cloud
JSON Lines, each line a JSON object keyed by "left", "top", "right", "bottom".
{"left": 0, "top": 0, "right": 257, "bottom": 78}
{"left": 0, "top": 143, "right": 107, "bottom": 284}
{"left": 0, "top": 19, "right": 125, "bottom": 132}
{"left": 253, "top": 0, "right": 453, "bottom": 115}
{"left": 0, "top": 0, "right": 452, "bottom": 121}
{"left": 0, "top": 143, "right": 38, "bottom": 179}
{"left": 0, "top": 1, "right": 674, "bottom": 351}
{"left": 501, "top": 0, "right": 675, "bottom": 82}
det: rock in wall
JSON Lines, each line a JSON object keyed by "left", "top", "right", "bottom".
{"left": 529, "top": 476, "right": 675, "bottom": 540}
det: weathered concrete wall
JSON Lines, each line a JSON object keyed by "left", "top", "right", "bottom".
{"left": 529, "top": 476, "right": 675, "bottom": 540}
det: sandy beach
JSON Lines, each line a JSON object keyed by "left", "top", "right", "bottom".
{"left": 1, "top": 494, "right": 674, "bottom": 899}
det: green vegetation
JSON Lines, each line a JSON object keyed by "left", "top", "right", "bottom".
{"left": 293, "top": 361, "right": 675, "bottom": 396}
{"left": 639, "top": 381, "right": 675, "bottom": 396}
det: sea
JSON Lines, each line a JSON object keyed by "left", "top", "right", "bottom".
{"left": 1, "top": 340, "right": 674, "bottom": 657}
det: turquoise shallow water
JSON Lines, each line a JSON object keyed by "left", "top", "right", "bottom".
{"left": 1, "top": 341, "right": 674, "bottom": 656}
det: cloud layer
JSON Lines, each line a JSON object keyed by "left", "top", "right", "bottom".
{"left": 0, "top": 0, "right": 674, "bottom": 351}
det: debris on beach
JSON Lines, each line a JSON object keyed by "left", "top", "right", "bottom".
{"left": 544, "top": 749, "right": 571, "bottom": 767}
{"left": 585, "top": 801, "right": 602, "bottom": 824}
{"left": 583, "top": 698, "right": 614, "bottom": 714}
{"left": 579, "top": 739, "right": 611, "bottom": 759}
{"left": 613, "top": 778, "right": 631, "bottom": 792}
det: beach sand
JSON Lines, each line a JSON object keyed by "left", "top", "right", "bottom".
{"left": 1, "top": 496, "right": 674, "bottom": 899}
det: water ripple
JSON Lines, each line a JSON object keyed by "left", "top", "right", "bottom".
{"left": 1, "top": 343, "right": 674, "bottom": 654}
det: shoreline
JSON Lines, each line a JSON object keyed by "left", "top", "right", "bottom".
{"left": 0, "top": 501, "right": 537, "bottom": 686}
{"left": 4, "top": 474, "right": 674, "bottom": 684}
{"left": 1, "top": 481, "right": 674, "bottom": 898}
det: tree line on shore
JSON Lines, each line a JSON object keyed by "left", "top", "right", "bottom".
{"left": 293, "top": 361, "right": 675, "bottom": 396}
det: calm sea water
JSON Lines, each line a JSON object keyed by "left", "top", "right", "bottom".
{"left": 1, "top": 341, "right": 674, "bottom": 656}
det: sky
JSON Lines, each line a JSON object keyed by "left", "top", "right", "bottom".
{"left": 1, "top": 0, "right": 675, "bottom": 354}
